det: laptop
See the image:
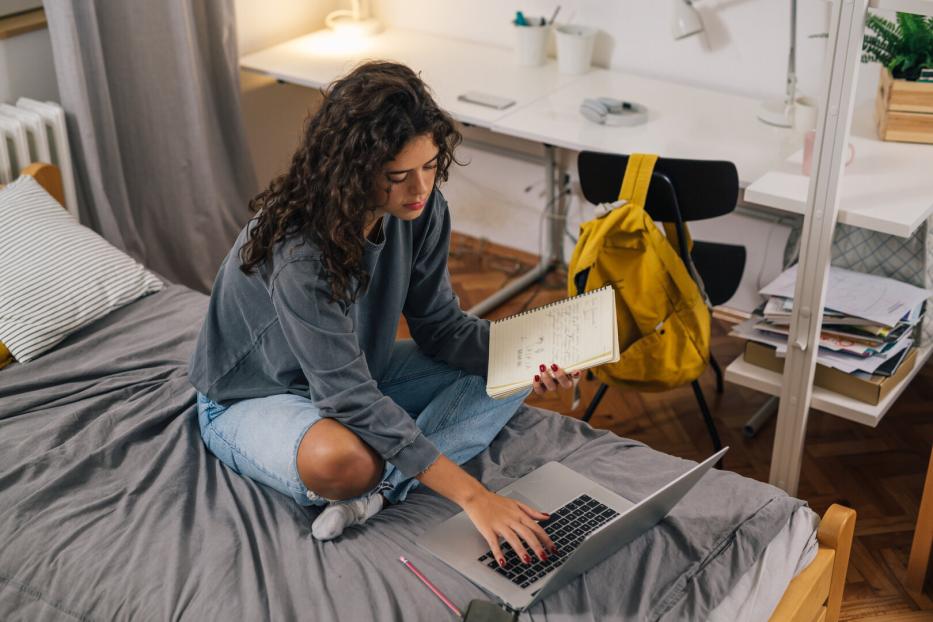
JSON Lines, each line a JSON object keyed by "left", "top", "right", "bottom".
{"left": 420, "top": 447, "right": 729, "bottom": 612}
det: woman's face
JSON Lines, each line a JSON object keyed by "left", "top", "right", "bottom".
{"left": 370, "top": 133, "right": 438, "bottom": 226}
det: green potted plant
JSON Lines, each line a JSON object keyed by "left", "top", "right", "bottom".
{"left": 863, "top": 12, "right": 933, "bottom": 143}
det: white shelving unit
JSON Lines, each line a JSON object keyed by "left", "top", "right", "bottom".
{"left": 726, "top": 0, "right": 933, "bottom": 495}
{"left": 726, "top": 343, "right": 933, "bottom": 427}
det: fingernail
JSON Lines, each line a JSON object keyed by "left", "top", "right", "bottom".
{"left": 573, "top": 371, "right": 581, "bottom": 378}
{"left": 539, "top": 364, "right": 546, "bottom": 372}
{"left": 552, "top": 545, "right": 559, "bottom": 554}
{"left": 499, "top": 558, "right": 506, "bottom": 567}
{"left": 541, "top": 551, "right": 549, "bottom": 561}
{"left": 534, "top": 374, "right": 540, "bottom": 382}
{"left": 550, "top": 363, "right": 558, "bottom": 371}
{"left": 523, "top": 554, "right": 531, "bottom": 564}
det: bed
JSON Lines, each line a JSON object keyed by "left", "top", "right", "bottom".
{"left": 0, "top": 164, "right": 856, "bottom": 621}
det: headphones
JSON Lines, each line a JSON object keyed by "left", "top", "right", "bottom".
{"left": 580, "top": 97, "right": 648, "bottom": 126}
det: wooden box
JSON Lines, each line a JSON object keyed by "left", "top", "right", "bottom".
{"left": 875, "top": 67, "right": 933, "bottom": 144}
{"left": 743, "top": 340, "right": 917, "bottom": 406}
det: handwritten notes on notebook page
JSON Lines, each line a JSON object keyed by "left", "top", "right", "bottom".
{"left": 486, "top": 285, "right": 619, "bottom": 398}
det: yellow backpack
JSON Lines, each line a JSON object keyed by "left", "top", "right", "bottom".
{"left": 567, "top": 153, "right": 711, "bottom": 392}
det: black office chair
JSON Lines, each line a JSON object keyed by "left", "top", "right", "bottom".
{"left": 575, "top": 151, "right": 746, "bottom": 453}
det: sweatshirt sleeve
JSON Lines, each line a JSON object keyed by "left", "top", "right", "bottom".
{"left": 404, "top": 192, "right": 490, "bottom": 378}
{"left": 270, "top": 259, "right": 440, "bottom": 478}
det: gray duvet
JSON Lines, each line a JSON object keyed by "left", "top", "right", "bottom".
{"left": 0, "top": 285, "right": 804, "bottom": 621}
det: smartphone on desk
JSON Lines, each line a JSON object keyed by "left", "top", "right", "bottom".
{"left": 457, "top": 91, "right": 516, "bottom": 110}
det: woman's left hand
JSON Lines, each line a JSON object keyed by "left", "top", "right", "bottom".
{"left": 532, "top": 363, "right": 579, "bottom": 396}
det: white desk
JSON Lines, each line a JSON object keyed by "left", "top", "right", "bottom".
{"left": 744, "top": 102, "right": 933, "bottom": 237}
{"left": 240, "top": 26, "right": 932, "bottom": 495}
{"left": 241, "top": 28, "right": 578, "bottom": 129}
{"left": 241, "top": 28, "right": 791, "bottom": 181}
{"left": 491, "top": 68, "right": 789, "bottom": 187}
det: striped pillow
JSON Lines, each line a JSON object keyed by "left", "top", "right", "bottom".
{"left": 0, "top": 175, "right": 163, "bottom": 364}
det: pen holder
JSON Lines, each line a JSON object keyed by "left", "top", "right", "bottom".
{"left": 514, "top": 18, "right": 549, "bottom": 66}
{"left": 555, "top": 24, "right": 596, "bottom": 74}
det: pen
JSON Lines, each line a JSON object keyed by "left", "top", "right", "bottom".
{"left": 399, "top": 556, "right": 462, "bottom": 618}
{"left": 548, "top": 5, "right": 561, "bottom": 25}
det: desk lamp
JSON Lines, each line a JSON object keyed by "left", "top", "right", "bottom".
{"left": 756, "top": 0, "right": 797, "bottom": 127}
{"left": 672, "top": 0, "right": 798, "bottom": 128}
{"left": 672, "top": 0, "right": 703, "bottom": 40}
{"left": 326, "top": 0, "right": 382, "bottom": 37}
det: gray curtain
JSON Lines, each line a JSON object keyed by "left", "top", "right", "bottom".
{"left": 44, "top": 0, "right": 258, "bottom": 292}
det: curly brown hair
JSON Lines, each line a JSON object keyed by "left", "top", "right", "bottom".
{"left": 239, "top": 61, "right": 462, "bottom": 304}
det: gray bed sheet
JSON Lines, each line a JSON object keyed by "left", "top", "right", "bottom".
{"left": 0, "top": 285, "right": 805, "bottom": 621}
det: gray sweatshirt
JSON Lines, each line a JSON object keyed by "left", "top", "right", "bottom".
{"left": 188, "top": 189, "right": 489, "bottom": 478}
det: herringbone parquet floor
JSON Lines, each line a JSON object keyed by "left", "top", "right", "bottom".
{"left": 420, "top": 231, "right": 933, "bottom": 622}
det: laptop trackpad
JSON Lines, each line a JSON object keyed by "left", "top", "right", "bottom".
{"left": 501, "top": 490, "right": 539, "bottom": 510}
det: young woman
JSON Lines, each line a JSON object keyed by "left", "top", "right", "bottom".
{"left": 189, "top": 61, "right": 574, "bottom": 568}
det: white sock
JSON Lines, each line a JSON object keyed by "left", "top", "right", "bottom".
{"left": 311, "top": 493, "right": 384, "bottom": 541}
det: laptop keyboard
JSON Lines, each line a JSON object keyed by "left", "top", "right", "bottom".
{"left": 476, "top": 494, "right": 619, "bottom": 589}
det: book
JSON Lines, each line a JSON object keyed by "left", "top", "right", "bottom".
{"left": 485, "top": 285, "right": 619, "bottom": 398}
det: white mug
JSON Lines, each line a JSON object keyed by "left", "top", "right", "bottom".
{"left": 793, "top": 96, "right": 819, "bottom": 133}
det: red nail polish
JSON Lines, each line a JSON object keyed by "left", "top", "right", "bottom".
{"left": 551, "top": 363, "right": 558, "bottom": 371}
{"left": 523, "top": 554, "right": 531, "bottom": 564}
{"left": 573, "top": 371, "right": 581, "bottom": 378}
{"left": 499, "top": 558, "right": 505, "bottom": 567}
{"left": 541, "top": 552, "right": 548, "bottom": 561}
{"left": 539, "top": 364, "right": 546, "bottom": 372}
{"left": 534, "top": 375, "right": 540, "bottom": 382}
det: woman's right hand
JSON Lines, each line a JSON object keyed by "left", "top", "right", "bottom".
{"left": 461, "top": 489, "right": 557, "bottom": 568}
{"left": 415, "top": 454, "right": 556, "bottom": 567}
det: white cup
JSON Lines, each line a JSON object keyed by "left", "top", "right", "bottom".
{"left": 514, "top": 19, "right": 549, "bottom": 66}
{"left": 793, "top": 95, "right": 819, "bottom": 133}
{"left": 555, "top": 24, "right": 596, "bottom": 74}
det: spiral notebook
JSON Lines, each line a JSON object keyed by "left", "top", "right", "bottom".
{"left": 486, "top": 285, "right": 619, "bottom": 398}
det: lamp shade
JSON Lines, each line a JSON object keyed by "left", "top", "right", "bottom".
{"left": 672, "top": 0, "right": 703, "bottom": 40}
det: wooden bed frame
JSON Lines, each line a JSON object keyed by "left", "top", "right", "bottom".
{"left": 5, "top": 163, "right": 859, "bottom": 622}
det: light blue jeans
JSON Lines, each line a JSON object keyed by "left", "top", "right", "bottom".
{"left": 197, "top": 340, "right": 529, "bottom": 507}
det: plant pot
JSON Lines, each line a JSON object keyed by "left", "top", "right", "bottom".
{"left": 875, "top": 67, "right": 933, "bottom": 144}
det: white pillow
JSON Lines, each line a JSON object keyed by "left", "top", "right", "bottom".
{"left": 0, "top": 175, "right": 163, "bottom": 363}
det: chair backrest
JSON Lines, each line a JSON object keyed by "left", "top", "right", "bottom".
{"left": 577, "top": 152, "right": 739, "bottom": 222}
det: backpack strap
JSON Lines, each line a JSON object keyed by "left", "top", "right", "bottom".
{"left": 621, "top": 154, "right": 711, "bottom": 307}
{"left": 662, "top": 222, "right": 693, "bottom": 255}
{"left": 617, "top": 153, "right": 657, "bottom": 206}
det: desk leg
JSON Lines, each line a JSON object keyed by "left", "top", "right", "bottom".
{"left": 467, "top": 145, "right": 566, "bottom": 317}
{"left": 906, "top": 447, "right": 933, "bottom": 594}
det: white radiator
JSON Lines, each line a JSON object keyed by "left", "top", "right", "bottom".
{"left": 0, "top": 99, "right": 78, "bottom": 217}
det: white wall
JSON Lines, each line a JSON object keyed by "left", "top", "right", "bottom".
{"left": 376, "top": 0, "right": 836, "bottom": 102}
{"left": 0, "top": 26, "right": 59, "bottom": 106}
{"left": 235, "top": 0, "right": 340, "bottom": 189}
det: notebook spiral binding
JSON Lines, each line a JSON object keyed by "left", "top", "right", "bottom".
{"left": 490, "top": 285, "right": 614, "bottom": 324}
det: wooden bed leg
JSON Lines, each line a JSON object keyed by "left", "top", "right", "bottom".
{"left": 906, "top": 447, "right": 933, "bottom": 594}
{"left": 820, "top": 504, "right": 857, "bottom": 622}
{"left": 769, "top": 504, "right": 856, "bottom": 622}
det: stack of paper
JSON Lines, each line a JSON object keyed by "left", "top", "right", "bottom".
{"left": 731, "top": 265, "right": 931, "bottom": 379}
